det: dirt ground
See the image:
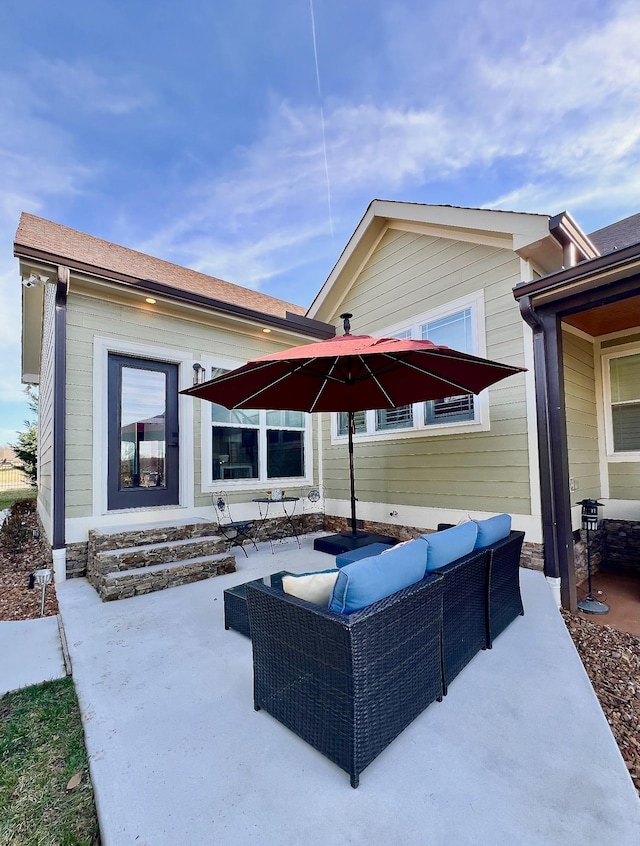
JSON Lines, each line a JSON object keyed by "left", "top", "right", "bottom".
{"left": 1, "top": 500, "right": 638, "bottom": 795}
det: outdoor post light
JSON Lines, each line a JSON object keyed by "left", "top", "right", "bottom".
{"left": 577, "top": 499, "right": 608, "bottom": 615}
{"left": 33, "top": 568, "right": 53, "bottom": 617}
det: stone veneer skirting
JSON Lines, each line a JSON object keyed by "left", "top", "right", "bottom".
{"left": 322, "top": 515, "right": 544, "bottom": 571}
{"left": 598, "top": 519, "right": 640, "bottom": 575}
{"left": 62, "top": 512, "right": 325, "bottom": 579}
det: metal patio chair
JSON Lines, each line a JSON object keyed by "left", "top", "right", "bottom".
{"left": 212, "top": 491, "right": 258, "bottom": 558}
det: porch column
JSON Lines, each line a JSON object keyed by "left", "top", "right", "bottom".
{"left": 530, "top": 310, "right": 576, "bottom": 611}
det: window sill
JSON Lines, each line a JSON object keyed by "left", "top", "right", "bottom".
{"left": 607, "top": 452, "right": 640, "bottom": 463}
{"left": 331, "top": 419, "right": 489, "bottom": 446}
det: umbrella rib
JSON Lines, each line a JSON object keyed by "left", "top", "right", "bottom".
{"left": 378, "top": 352, "right": 484, "bottom": 394}
{"left": 358, "top": 356, "right": 395, "bottom": 405}
{"left": 309, "top": 358, "right": 339, "bottom": 412}
{"left": 224, "top": 357, "right": 349, "bottom": 408}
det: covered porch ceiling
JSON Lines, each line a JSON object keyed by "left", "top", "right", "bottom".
{"left": 563, "top": 293, "right": 640, "bottom": 336}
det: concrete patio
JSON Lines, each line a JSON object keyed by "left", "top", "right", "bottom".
{"left": 56, "top": 533, "right": 640, "bottom": 846}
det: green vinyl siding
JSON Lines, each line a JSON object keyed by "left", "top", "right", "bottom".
{"left": 321, "top": 229, "right": 531, "bottom": 518}
{"left": 562, "top": 331, "right": 600, "bottom": 499}
{"left": 64, "top": 289, "right": 318, "bottom": 518}
{"left": 609, "top": 463, "right": 640, "bottom": 500}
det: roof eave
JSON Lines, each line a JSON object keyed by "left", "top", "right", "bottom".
{"left": 513, "top": 240, "right": 640, "bottom": 305}
{"left": 14, "top": 243, "right": 335, "bottom": 340}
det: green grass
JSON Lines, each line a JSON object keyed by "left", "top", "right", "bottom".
{"left": 0, "top": 678, "right": 100, "bottom": 846}
{"left": 0, "top": 488, "right": 36, "bottom": 511}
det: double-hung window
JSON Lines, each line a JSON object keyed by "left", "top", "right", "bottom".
{"left": 604, "top": 350, "right": 640, "bottom": 456}
{"left": 208, "top": 366, "right": 307, "bottom": 483}
{"left": 421, "top": 309, "right": 475, "bottom": 425}
{"left": 334, "top": 295, "right": 486, "bottom": 441}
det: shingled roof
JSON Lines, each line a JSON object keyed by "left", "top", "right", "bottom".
{"left": 589, "top": 212, "right": 640, "bottom": 256}
{"left": 15, "top": 213, "right": 305, "bottom": 319}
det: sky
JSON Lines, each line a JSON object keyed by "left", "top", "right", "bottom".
{"left": 1, "top": 0, "right": 639, "bottom": 445}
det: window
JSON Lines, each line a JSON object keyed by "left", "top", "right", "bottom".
{"left": 421, "top": 309, "right": 475, "bottom": 425}
{"left": 337, "top": 410, "right": 366, "bottom": 436}
{"left": 333, "top": 298, "right": 484, "bottom": 441}
{"left": 607, "top": 352, "right": 640, "bottom": 454}
{"left": 209, "top": 367, "right": 307, "bottom": 483}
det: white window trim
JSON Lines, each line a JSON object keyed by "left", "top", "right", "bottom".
{"left": 200, "top": 356, "right": 313, "bottom": 492}
{"left": 331, "top": 292, "right": 490, "bottom": 446}
{"left": 601, "top": 342, "right": 640, "bottom": 463}
{"left": 92, "top": 336, "right": 195, "bottom": 516}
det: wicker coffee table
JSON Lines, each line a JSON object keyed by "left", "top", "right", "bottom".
{"left": 224, "top": 571, "right": 290, "bottom": 637}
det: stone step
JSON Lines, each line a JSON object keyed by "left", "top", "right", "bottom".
{"left": 96, "top": 552, "right": 236, "bottom": 602}
{"left": 88, "top": 518, "right": 218, "bottom": 555}
{"left": 91, "top": 535, "right": 227, "bottom": 578}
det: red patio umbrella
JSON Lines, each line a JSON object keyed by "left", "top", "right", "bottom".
{"left": 183, "top": 314, "right": 525, "bottom": 542}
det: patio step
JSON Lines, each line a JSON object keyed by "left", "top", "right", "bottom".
{"left": 86, "top": 518, "right": 236, "bottom": 601}
{"left": 96, "top": 552, "right": 236, "bottom": 602}
{"left": 88, "top": 518, "right": 219, "bottom": 555}
{"left": 90, "top": 535, "right": 227, "bottom": 580}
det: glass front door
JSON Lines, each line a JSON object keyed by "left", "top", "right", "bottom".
{"left": 107, "top": 355, "right": 180, "bottom": 510}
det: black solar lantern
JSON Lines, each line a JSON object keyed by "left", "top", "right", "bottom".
{"left": 577, "top": 499, "right": 608, "bottom": 615}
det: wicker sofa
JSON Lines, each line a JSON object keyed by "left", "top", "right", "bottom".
{"left": 434, "top": 530, "right": 525, "bottom": 692}
{"left": 246, "top": 572, "right": 444, "bottom": 788}
{"left": 245, "top": 524, "right": 525, "bottom": 788}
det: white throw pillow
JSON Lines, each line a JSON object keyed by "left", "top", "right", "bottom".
{"left": 282, "top": 570, "right": 340, "bottom": 606}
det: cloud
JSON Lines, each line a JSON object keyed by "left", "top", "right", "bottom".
{"left": 28, "top": 57, "right": 153, "bottom": 116}
{"left": 146, "top": 0, "right": 639, "bottom": 286}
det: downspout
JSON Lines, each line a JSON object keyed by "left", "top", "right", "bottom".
{"left": 518, "top": 295, "right": 575, "bottom": 610}
{"left": 52, "top": 266, "right": 69, "bottom": 582}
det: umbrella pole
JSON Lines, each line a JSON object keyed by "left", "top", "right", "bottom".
{"left": 348, "top": 410, "right": 358, "bottom": 536}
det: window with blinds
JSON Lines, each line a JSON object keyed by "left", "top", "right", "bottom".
{"left": 609, "top": 353, "right": 640, "bottom": 453}
{"left": 332, "top": 299, "right": 484, "bottom": 441}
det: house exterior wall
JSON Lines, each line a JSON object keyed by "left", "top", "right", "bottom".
{"left": 318, "top": 228, "right": 531, "bottom": 530}
{"left": 562, "top": 329, "right": 600, "bottom": 502}
{"left": 63, "top": 283, "right": 321, "bottom": 538}
{"left": 36, "top": 282, "right": 56, "bottom": 540}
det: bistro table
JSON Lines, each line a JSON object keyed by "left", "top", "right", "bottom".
{"left": 252, "top": 496, "right": 301, "bottom": 552}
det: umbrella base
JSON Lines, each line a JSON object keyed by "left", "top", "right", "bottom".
{"left": 314, "top": 532, "right": 398, "bottom": 556}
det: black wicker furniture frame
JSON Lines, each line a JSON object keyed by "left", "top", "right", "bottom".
{"left": 486, "top": 531, "right": 525, "bottom": 647}
{"left": 224, "top": 571, "right": 290, "bottom": 637}
{"left": 434, "top": 548, "right": 489, "bottom": 694}
{"left": 246, "top": 573, "right": 445, "bottom": 788}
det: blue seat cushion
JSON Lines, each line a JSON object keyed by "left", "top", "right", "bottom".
{"left": 473, "top": 514, "right": 512, "bottom": 549}
{"left": 335, "top": 543, "right": 394, "bottom": 567}
{"left": 328, "top": 538, "right": 428, "bottom": 614}
{"left": 420, "top": 522, "right": 478, "bottom": 572}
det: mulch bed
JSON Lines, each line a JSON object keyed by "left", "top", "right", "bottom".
{"left": 0, "top": 500, "right": 59, "bottom": 621}
{"left": 561, "top": 610, "right": 640, "bottom": 796}
{"left": 0, "top": 501, "right": 638, "bottom": 796}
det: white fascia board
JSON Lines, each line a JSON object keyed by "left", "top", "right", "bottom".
{"left": 307, "top": 202, "right": 383, "bottom": 320}
{"left": 308, "top": 201, "right": 554, "bottom": 321}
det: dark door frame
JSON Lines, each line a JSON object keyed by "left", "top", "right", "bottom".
{"left": 107, "top": 354, "right": 180, "bottom": 510}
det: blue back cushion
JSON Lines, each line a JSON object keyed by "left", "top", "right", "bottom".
{"left": 420, "top": 522, "right": 478, "bottom": 572}
{"left": 328, "top": 538, "right": 428, "bottom": 614}
{"left": 473, "top": 514, "right": 512, "bottom": 549}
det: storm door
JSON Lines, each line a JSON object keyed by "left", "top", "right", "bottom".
{"left": 107, "top": 355, "right": 180, "bottom": 510}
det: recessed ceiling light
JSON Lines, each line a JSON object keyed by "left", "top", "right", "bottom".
{"left": 145, "top": 297, "right": 157, "bottom": 304}
{"left": 262, "top": 328, "right": 271, "bottom": 333}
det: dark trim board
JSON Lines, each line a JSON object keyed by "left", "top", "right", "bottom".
{"left": 52, "top": 269, "right": 68, "bottom": 551}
